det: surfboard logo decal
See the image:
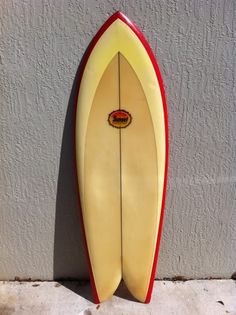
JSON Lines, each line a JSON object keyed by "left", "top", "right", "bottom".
{"left": 108, "top": 110, "right": 132, "bottom": 128}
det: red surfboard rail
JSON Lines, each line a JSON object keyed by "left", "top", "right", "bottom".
{"left": 76, "top": 11, "right": 168, "bottom": 303}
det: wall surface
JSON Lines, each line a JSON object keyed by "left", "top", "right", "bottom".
{"left": 0, "top": 0, "right": 235, "bottom": 281}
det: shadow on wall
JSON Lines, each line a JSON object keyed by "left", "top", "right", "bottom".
{"left": 53, "top": 62, "right": 88, "bottom": 282}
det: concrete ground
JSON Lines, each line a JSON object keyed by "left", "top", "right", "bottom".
{"left": 0, "top": 280, "right": 235, "bottom": 315}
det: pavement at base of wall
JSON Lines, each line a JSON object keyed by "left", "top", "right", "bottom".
{"left": 0, "top": 280, "right": 235, "bottom": 315}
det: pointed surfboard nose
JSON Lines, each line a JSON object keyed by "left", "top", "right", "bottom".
{"left": 104, "top": 11, "right": 132, "bottom": 24}
{"left": 76, "top": 12, "right": 168, "bottom": 303}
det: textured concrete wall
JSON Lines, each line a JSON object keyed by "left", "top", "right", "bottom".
{"left": 0, "top": 0, "right": 235, "bottom": 281}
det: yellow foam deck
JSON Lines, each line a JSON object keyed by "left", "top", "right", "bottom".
{"left": 76, "top": 12, "right": 167, "bottom": 303}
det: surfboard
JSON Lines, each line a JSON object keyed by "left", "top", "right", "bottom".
{"left": 75, "top": 12, "right": 168, "bottom": 303}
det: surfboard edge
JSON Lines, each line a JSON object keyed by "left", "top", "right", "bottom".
{"left": 75, "top": 11, "right": 169, "bottom": 304}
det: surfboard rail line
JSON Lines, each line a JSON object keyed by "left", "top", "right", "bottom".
{"left": 76, "top": 11, "right": 168, "bottom": 303}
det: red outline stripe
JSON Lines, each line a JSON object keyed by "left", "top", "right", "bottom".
{"left": 76, "top": 11, "right": 168, "bottom": 304}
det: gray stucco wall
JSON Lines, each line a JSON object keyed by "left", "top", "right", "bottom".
{"left": 0, "top": 0, "right": 235, "bottom": 281}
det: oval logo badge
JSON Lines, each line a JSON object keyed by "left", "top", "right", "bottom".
{"left": 108, "top": 110, "right": 132, "bottom": 128}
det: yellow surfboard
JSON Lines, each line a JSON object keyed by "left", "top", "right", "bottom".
{"left": 75, "top": 12, "right": 168, "bottom": 303}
